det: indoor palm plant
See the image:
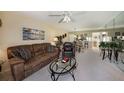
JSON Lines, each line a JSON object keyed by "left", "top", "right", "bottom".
{"left": 99, "top": 42, "right": 106, "bottom": 48}
{"left": 99, "top": 42, "right": 110, "bottom": 49}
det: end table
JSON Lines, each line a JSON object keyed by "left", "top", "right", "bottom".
{"left": 0, "top": 60, "right": 4, "bottom": 72}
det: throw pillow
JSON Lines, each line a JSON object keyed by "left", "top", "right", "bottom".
{"left": 11, "top": 48, "right": 32, "bottom": 62}
{"left": 11, "top": 49, "right": 21, "bottom": 58}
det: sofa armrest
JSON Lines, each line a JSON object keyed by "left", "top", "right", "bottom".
{"left": 54, "top": 47, "right": 60, "bottom": 57}
{"left": 9, "top": 58, "right": 25, "bottom": 81}
{"left": 9, "top": 58, "right": 25, "bottom": 65}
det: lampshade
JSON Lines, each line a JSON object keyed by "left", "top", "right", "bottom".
{"left": 51, "top": 42, "right": 56, "bottom": 46}
{"left": 78, "top": 36, "right": 81, "bottom": 39}
{"left": 74, "top": 35, "right": 77, "bottom": 38}
{"left": 53, "top": 37, "right": 58, "bottom": 41}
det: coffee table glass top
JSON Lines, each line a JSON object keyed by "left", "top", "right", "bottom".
{"left": 49, "top": 58, "right": 76, "bottom": 74}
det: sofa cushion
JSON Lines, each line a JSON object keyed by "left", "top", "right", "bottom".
{"left": 24, "top": 54, "right": 51, "bottom": 71}
{"left": 47, "top": 45, "right": 55, "bottom": 53}
{"left": 41, "top": 43, "right": 50, "bottom": 53}
{"left": 32, "top": 44, "right": 45, "bottom": 56}
{"left": 31, "top": 55, "right": 51, "bottom": 67}
{"left": 46, "top": 52, "right": 56, "bottom": 58}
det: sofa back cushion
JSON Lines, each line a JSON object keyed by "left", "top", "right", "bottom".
{"left": 41, "top": 43, "right": 49, "bottom": 52}
{"left": 32, "top": 43, "right": 50, "bottom": 56}
{"left": 32, "top": 44, "right": 44, "bottom": 56}
{"left": 47, "top": 45, "right": 56, "bottom": 53}
{"left": 7, "top": 43, "right": 51, "bottom": 59}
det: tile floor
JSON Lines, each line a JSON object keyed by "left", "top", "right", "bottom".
{"left": 24, "top": 48, "right": 124, "bottom": 81}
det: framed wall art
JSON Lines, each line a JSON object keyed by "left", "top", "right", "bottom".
{"left": 23, "top": 27, "right": 45, "bottom": 40}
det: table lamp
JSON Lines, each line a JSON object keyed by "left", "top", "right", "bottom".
{"left": 78, "top": 36, "right": 81, "bottom": 40}
{"left": 51, "top": 42, "right": 56, "bottom": 46}
{"left": 53, "top": 37, "right": 58, "bottom": 42}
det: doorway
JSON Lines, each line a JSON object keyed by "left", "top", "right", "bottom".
{"left": 92, "top": 32, "right": 109, "bottom": 49}
{"left": 92, "top": 32, "right": 101, "bottom": 48}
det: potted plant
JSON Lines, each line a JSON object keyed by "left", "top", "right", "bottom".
{"left": 99, "top": 42, "right": 106, "bottom": 48}
{"left": 110, "top": 42, "right": 117, "bottom": 49}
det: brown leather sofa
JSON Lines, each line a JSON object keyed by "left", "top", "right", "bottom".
{"left": 7, "top": 43, "right": 59, "bottom": 81}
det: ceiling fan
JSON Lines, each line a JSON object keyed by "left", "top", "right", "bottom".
{"left": 48, "top": 11, "right": 73, "bottom": 23}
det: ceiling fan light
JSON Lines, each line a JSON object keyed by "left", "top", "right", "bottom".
{"left": 62, "top": 16, "right": 71, "bottom": 23}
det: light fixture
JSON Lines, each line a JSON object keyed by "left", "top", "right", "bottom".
{"left": 51, "top": 42, "right": 56, "bottom": 46}
{"left": 102, "top": 32, "right": 107, "bottom": 35}
{"left": 62, "top": 15, "right": 71, "bottom": 23}
{"left": 78, "top": 36, "right": 81, "bottom": 39}
{"left": 53, "top": 37, "right": 58, "bottom": 42}
{"left": 74, "top": 35, "right": 77, "bottom": 38}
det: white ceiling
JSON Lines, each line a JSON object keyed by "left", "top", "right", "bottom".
{"left": 20, "top": 11, "right": 122, "bottom": 32}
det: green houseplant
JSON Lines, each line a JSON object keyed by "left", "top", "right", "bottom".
{"left": 99, "top": 42, "right": 110, "bottom": 49}
{"left": 99, "top": 42, "right": 106, "bottom": 48}
{"left": 109, "top": 42, "right": 117, "bottom": 49}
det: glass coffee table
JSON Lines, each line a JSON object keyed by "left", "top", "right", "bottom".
{"left": 49, "top": 58, "right": 76, "bottom": 81}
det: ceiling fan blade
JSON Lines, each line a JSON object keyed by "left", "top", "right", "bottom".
{"left": 58, "top": 18, "right": 64, "bottom": 23}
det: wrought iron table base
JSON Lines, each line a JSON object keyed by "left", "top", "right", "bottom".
{"left": 49, "top": 58, "right": 76, "bottom": 81}
{"left": 50, "top": 69, "right": 76, "bottom": 81}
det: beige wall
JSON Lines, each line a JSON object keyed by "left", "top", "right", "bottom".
{"left": 48, "top": 26, "right": 69, "bottom": 42}
{"left": 0, "top": 12, "right": 68, "bottom": 60}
